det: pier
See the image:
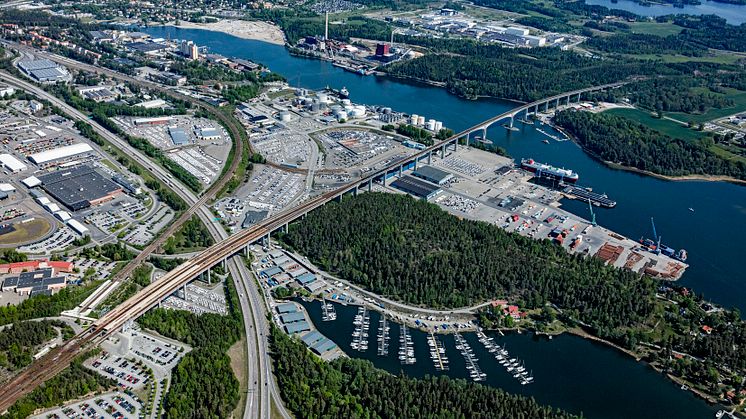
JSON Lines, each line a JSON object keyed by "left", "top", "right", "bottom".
{"left": 562, "top": 185, "right": 617, "bottom": 208}
{"left": 428, "top": 333, "right": 449, "bottom": 371}
{"left": 398, "top": 324, "right": 416, "bottom": 365}
{"left": 454, "top": 333, "right": 485, "bottom": 382}
{"left": 477, "top": 330, "right": 534, "bottom": 385}
{"left": 351, "top": 306, "right": 369, "bottom": 352}
{"left": 377, "top": 315, "right": 390, "bottom": 356}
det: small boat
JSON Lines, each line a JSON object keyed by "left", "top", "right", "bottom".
{"left": 688, "top": 207, "right": 695, "bottom": 212}
{"left": 542, "top": 139, "right": 550, "bottom": 144}
{"left": 681, "top": 384, "right": 689, "bottom": 391}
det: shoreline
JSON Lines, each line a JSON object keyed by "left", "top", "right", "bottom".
{"left": 169, "top": 19, "right": 285, "bottom": 45}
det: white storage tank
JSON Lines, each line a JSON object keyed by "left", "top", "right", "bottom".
{"left": 434, "top": 121, "right": 443, "bottom": 131}
{"left": 341, "top": 99, "right": 352, "bottom": 106}
{"left": 279, "top": 111, "right": 292, "bottom": 122}
{"left": 317, "top": 92, "right": 329, "bottom": 103}
{"left": 417, "top": 116, "right": 425, "bottom": 126}
{"left": 410, "top": 114, "right": 418, "bottom": 125}
{"left": 426, "top": 119, "right": 436, "bottom": 131}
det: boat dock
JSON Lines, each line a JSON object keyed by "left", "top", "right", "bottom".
{"left": 428, "top": 333, "right": 449, "bottom": 371}
{"left": 454, "top": 333, "right": 485, "bottom": 382}
{"left": 321, "top": 298, "right": 337, "bottom": 321}
{"left": 398, "top": 324, "right": 416, "bottom": 365}
{"left": 377, "top": 315, "right": 390, "bottom": 356}
{"left": 477, "top": 330, "right": 534, "bottom": 385}
{"left": 351, "top": 306, "right": 369, "bottom": 352}
{"left": 562, "top": 185, "right": 617, "bottom": 208}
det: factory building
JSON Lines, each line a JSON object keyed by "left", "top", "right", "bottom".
{"left": 0, "top": 153, "right": 27, "bottom": 173}
{"left": 196, "top": 127, "right": 221, "bottom": 140}
{"left": 134, "top": 116, "right": 173, "bottom": 126}
{"left": 1, "top": 268, "right": 67, "bottom": 296}
{"left": 17, "top": 59, "right": 69, "bottom": 83}
{"left": 38, "top": 165, "right": 122, "bottom": 211}
{"left": 27, "top": 143, "right": 94, "bottom": 166}
{"left": 67, "top": 219, "right": 89, "bottom": 236}
{"left": 390, "top": 175, "right": 442, "bottom": 201}
{"left": 134, "top": 99, "right": 167, "bottom": 109}
{"left": 412, "top": 165, "right": 453, "bottom": 185}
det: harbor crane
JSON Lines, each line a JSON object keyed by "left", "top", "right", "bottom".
{"left": 587, "top": 198, "right": 596, "bottom": 226}
{"left": 650, "top": 217, "right": 662, "bottom": 254}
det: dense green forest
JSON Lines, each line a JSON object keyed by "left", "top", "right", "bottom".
{"left": 593, "top": 77, "right": 736, "bottom": 113}
{"left": 4, "top": 351, "right": 115, "bottom": 419}
{"left": 281, "top": 193, "right": 657, "bottom": 338}
{"left": 137, "top": 278, "right": 242, "bottom": 418}
{"left": 164, "top": 216, "right": 214, "bottom": 253}
{"left": 0, "top": 320, "right": 58, "bottom": 371}
{"left": 270, "top": 326, "right": 577, "bottom": 418}
{"left": 553, "top": 110, "right": 746, "bottom": 180}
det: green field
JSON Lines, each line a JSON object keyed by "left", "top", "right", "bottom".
{"left": 627, "top": 21, "right": 683, "bottom": 36}
{"left": 623, "top": 52, "right": 743, "bottom": 65}
{"left": 605, "top": 108, "right": 706, "bottom": 141}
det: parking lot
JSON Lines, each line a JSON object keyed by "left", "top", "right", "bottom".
{"left": 250, "top": 130, "right": 311, "bottom": 167}
{"left": 87, "top": 350, "right": 151, "bottom": 390}
{"left": 34, "top": 391, "right": 143, "bottom": 419}
{"left": 314, "top": 129, "right": 406, "bottom": 169}
{"left": 124, "top": 205, "right": 172, "bottom": 246}
{"left": 234, "top": 166, "right": 305, "bottom": 213}
{"left": 162, "top": 283, "right": 227, "bottom": 315}
{"left": 168, "top": 147, "right": 222, "bottom": 185}
{"left": 66, "top": 257, "right": 118, "bottom": 281}
{"left": 18, "top": 225, "right": 75, "bottom": 253}
{"left": 127, "top": 332, "right": 186, "bottom": 369}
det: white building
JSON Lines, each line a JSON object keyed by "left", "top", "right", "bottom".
{"left": 506, "top": 26, "right": 530, "bottom": 36}
{"left": 0, "top": 153, "right": 27, "bottom": 173}
{"left": 67, "top": 219, "right": 89, "bottom": 236}
{"left": 28, "top": 143, "right": 94, "bottom": 165}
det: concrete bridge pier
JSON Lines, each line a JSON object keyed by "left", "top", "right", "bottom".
{"left": 398, "top": 165, "right": 403, "bottom": 177}
{"left": 427, "top": 151, "right": 432, "bottom": 165}
{"left": 545, "top": 102, "right": 549, "bottom": 112}
{"left": 481, "top": 127, "right": 488, "bottom": 143}
{"left": 534, "top": 104, "right": 539, "bottom": 115}
{"left": 244, "top": 245, "right": 250, "bottom": 257}
{"left": 566, "top": 95, "right": 571, "bottom": 106}
{"left": 283, "top": 222, "right": 289, "bottom": 233}
{"left": 207, "top": 268, "right": 211, "bottom": 285}
{"left": 509, "top": 116, "right": 515, "bottom": 129}
{"left": 368, "top": 178, "right": 373, "bottom": 192}
{"left": 555, "top": 98, "right": 560, "bottom": 110}
{"left": 441, "top": 143, "right": 446, "bottom": 159}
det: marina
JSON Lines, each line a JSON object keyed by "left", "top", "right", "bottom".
{"left": 477, "top": 330, "right": 534, "bottom": 385}
{"left": 427, "top": 333, "right": 449, "bottom": 371}
{"left": 321, "top": 298, "right": 337, "bottom": 321}
{"left": 298, "top": 299, "right": 718, "bottom": 418}
{"left": 398, "top": 324, "right": 416, "bottom": 365}
{"left": 454, "top": 333, "right": 485, "bottom": 382}
{"left": 350, "top": 306, "right": 369, "bottom": 352}
{"left": 377, "top": 314, "right": 390, "bottom": 356}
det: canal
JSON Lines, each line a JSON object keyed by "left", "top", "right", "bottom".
{"left": 143, "top": 25, "right": 746, "bottom": 317}
{"left": 299, "top": 299, "right": 718, "bottom": 419}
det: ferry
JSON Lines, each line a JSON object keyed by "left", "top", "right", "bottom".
{"left": 521, "top": 158, "right": 579, "bottom": 183}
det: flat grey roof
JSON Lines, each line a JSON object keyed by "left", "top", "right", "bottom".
{"left": 18, "top": 59, "right": 58, "bottom": 71}
{"left": 39, "top": 165, "right": 121, "bottom": 211}
{"left": 310, "top": 337, "right": 337, "bottom": 354}
{"left": 276, "top": 302, "right": 297, "bottom": 314}
{"left": 284, "top": 321, "right": 310, "bottom": 334}
{"left": 301, "top": 330, "right": 324, "bottom": 346}
{"left": 296, "top": 272, "right": 316, "bottom": 285}
{"left": 413, "top": 165, "right": 453, "bottom": 184}
{"left": 391, "top": 175, "right": 441, "bottom": 200}
{"left": 260, "top": 266, "right": 283, "bottom": 277}
{"left": 280, "top": 312, "right": 306, "bottom": 324}
{"left": 3, "top": 268, "right": 65, "bottom": 289}
{"left": 168, "top": 127, "right": 189, "bottom": 145}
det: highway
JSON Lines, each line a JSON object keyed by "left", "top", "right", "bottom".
{"left": 0, "top": 43, "right": 627, "bottom": 415}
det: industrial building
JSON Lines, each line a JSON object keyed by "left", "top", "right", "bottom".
{"left": 113, "top": 175, "right": 142, "bottom": 195}
{"left": 27, "top": 143, "right": 94, "bottom": 165}
{"left": 67, "top": 219, "right": 89, "bottom": 236}
{"left": 284, "top": 321, "right": 311, "bottom": 334}
{"left": 125, "top": 41, "right": 168, "bottom": 55}
{"left": 168, "top": 127, "right": 190, "bottom": 146}
{"left": 134, "top": 116, "right": 172, "bottom": 126}
{"left": 38, "top": 165, "right": 122, "bottom": 211}
{"left": 276, "top": 302, "right": 298, "bottom": 314}
{"left": 135, "top": 99, "right": 167, "bottom": 109}
{"left": 196, "top": 127, "right": 220, "bottom": 140}
{"left": 0, "top": 260, "right": 73, "bottom": 275}
{"left": 301, "top": 330, "right": 338, "bottom": 356}
{"left": 391, "top": 175, "right": 442, "bottom": 201}
{"left": 412, "top": 165, "right": 453, "bottom": 185}
{"left": 1, "top": 268, "right": 67, "bottom": 296}
{"left": 0, "top": 153, "right": 26, "bottom": 173}
{"left": 18, "top": 59, "right": 69, "bottom": 83}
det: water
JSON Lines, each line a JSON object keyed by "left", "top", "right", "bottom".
{"left": 143, "top": 26, "right": 746, "bottom": 315}
{"left": 300, "top": 299, "right": 718, "bottom": 418}
{"left": 586, "top": 0, "right": 746, "bottom": 25}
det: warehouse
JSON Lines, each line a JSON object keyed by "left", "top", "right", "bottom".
{"left": 168, "top": 127, "right": 190, "bottom": 146}
{"left": 28, "top": 143, "right": 94, "bottom": 165}
{"left": 276, "top": 302, "right": 298, "bottom": 314}
{"left": 412, "top": 165, "right": 453, "bottom": 185}
{"left": 67, "top": 219, "right": 89, "bottom": 236}
{"left": 280, "top": 312, "right": 306, "bottom": 324}
{"left": 134, "top": 116, "right": 172, "bottom": 126}
{"left": 196, "top": 127, "right": 221, "bottom": 140}
{"left": 284, "top": 321, "right": 311, "bottom": 334}
{"left": 296, "top": 272, "right": 316, "bottom": 285}
{"left": 18, "top": 59, "right": 68, "bottom": 83}
{"left": 0, "top": 153, "right": 26, "bottom": 173}
{"left": 38, "top": 165, "right": 122, "bottom": 211}
{"left": 391, "top": 175, "right": 442, "bottom": 201}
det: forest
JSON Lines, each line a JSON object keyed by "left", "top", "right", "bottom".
{"left": 553, "top": 110, "right": 746, "bottom": 180}
{"left": 0, "top": 320, "right": 58, "bottom": 371}
{"left": 0, "top": 281, "right": 101, "bottom": 327}
{"left": 164, "top": 216, "right": 214, "bottom": 254}
{"left": 281, "top": 193, "right": 657, "bottom": 339}
{"left": 137, "top": 278, "right": 243, "bottom": 418}
{"left": 270, "top": 326, "right": 577, "bottom": 418}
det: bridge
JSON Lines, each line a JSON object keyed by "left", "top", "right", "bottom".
{"left": 0, "top": 81, "right": 625, "bottom": 412}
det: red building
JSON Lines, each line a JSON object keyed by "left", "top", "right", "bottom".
{"left": 375, "top": 43, "right": 390, "bottom": 56}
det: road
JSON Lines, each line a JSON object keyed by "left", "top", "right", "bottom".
{"left": 0, "top": 69, "right": 282, "bottom": 417}
{"left": 0, "top": 44, "right": 627, "bottom": 414}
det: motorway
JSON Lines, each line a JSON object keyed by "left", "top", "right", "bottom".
{"left": 0, "top": 43, "right": 628, "bottom": 415}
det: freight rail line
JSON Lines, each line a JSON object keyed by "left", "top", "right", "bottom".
{"left": 0, "top": 50, "right": 626, "bottom": 411}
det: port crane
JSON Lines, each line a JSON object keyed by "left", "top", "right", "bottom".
{"left": 650, "top": 217, "right": 662, "bottom": 254}
{"left": 587, "top": 198, "right": 596, "bottom": 226}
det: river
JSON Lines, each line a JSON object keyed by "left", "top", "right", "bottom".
{"left": 586, "top": 0, "right": 746, "bottom": 25}
{"left": 299, "top": 299, "right": 718, "bottom": 418}
{"left": 144, "top": 26, "right": 746, "bottom": 317}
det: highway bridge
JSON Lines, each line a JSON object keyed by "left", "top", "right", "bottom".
{"left": 0, "top": 52, "right": 626, "bottom": 412}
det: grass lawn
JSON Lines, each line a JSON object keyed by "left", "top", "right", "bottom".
{"left": 622, "top": 51, "right": 743, "bottom": 65}
{"left": 667, "top": 89, "right": 746, "bottom": 124}
{"left": 709, "top": 144, "right": 746, "bottom": 164}
{"left": 605, "top": 107, "right": 707, "bottom": 141}
{"left": 627, "top": 21, "right": 683, "bottom": 36}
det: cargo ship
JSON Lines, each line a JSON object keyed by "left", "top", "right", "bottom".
{"left": 639, "top": 238, "right": 688, "bottom": 262}
{"left": 520, "top": 158, "right": 579, "bottom": 183}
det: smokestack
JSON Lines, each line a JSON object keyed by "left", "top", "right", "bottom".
{"left": 325, "top": 12, "right": 329, "bottom": 41}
